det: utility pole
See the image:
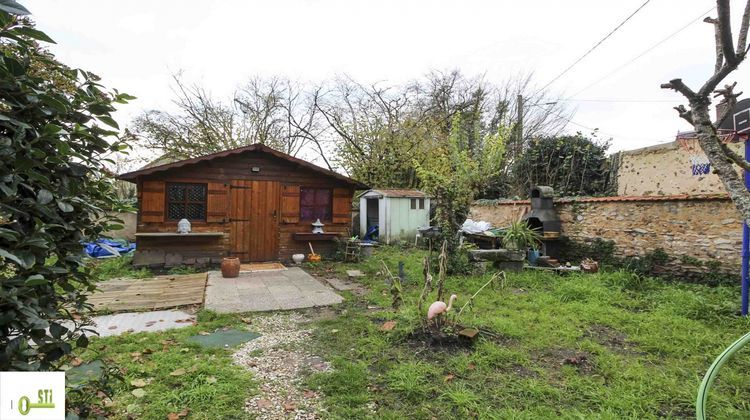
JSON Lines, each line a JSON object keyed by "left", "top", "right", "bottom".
{"left": 516, "top": 94, "right": 524, "bottom": 156}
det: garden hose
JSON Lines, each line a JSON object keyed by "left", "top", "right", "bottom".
{"left": 696, "top": 331, "right": 750, "bottom": 419}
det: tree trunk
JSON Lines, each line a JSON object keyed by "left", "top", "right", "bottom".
{"left": 691, "top": 100, "right": 750, "bottom": 224}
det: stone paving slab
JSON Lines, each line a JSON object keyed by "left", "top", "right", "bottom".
{"left": 204, "top": 267, "right": 343, "bottom": 313}
{"left": 70, "top": 310, "right": 195, "bottom": 337}
{"left": 324, "top": 277, "right": 357, "bottom": 291}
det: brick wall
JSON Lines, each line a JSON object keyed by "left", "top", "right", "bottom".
{"left": 470, "top": 195, "right": 743, "bottom": 272}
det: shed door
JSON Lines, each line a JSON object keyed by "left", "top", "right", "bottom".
{"left": 229, "top": 180, "right": 280, "bottom": 262}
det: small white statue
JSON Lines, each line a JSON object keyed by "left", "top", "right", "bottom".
{"left": 177, "top": 218, "right": 191, "bottom": 234}
{"left": 311, "top": 218, "right": 325, "bottom": 234}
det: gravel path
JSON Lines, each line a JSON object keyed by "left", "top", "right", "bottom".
{"left": 233, "top": 313, "right": 331, "bottom": 420}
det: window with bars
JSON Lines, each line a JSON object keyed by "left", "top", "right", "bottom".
{"left": 167, "top": 183, "right": 207, "bottom": 221}
{"left": 300, "top": 187, "right": 332, "bottom": 222}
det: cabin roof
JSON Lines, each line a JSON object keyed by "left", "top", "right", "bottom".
{"left": 359, "top": 188, "right": 427, "bottom": 198}
{"left": 118, "top": 143, "right": 369, "bottom": 189}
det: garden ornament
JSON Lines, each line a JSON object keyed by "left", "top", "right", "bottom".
{"left": 427, "top": 294, "right": 458, "bottom": 320}
{"left": 177, "top": 218, "right": 191, "bottom": 234}
{"left": 311, "top": 218, "right": 325, "bottom": 234}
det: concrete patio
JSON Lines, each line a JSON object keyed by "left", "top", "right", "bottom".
{"left": 204, "top": 267, "right": 343, "bottom": 313}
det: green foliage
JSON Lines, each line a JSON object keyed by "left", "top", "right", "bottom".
{"left": 167, "top": 264, "right": 199, "bottom": 275}
{"left": 620, "top": 248, "right": 670, "bottom": 277}
{"left": 416, "top": 113, "right": 506, "bottom": 272}
{"left": 75, "top": 312, "right": 254, "bottom": 418}
{"left": 502, "top": 221, "right": 542, "bottom": 250}
{"left": 90, "top": 256, "right": 151, "bottom": 281}
{"left": 0, "top": 8, "right": 133, "bottom": 371}
{"left": 558, "top": 237, "right": 620, "bottom": 268}
{"left": 306, "top": 247, "right": 750, "bottom": 418}
{"left": 512, "top": 133, "right": 612, "bottom": 197}
{"left": 559, "top": 237, "right": 735, "bottom": 286}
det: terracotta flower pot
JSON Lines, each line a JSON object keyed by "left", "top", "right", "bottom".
{"left": 221, "top": 257, "right": 240, "bottom": 278}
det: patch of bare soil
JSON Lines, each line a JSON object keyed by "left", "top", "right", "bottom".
{"left": 506, "top": 363, "right": 538, "bottom": 378}
{"left": 533, "top": 348, "right": 595, "bottom": 376}
{"left": 406, "top": 330, "right": 474, "bottom": 358}
{"left": 233, "top": 313, "right": 330, "bottom": 420}
{"left": 584, "top": 324, "right": 642, "bottom": 356}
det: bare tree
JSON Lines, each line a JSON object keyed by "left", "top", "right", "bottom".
{"left": 131, "top": 74, "right": 318, "bottom": 161}
{"left": 313, "top": 76, "right": 432, "bottom": 187}
{"left": 131, "top": 73, "right": 252, "bottom": 159}
{"left": 661, "top": 0, "right": 750, "bottom": 220}
{"left": 234, "top": 77, "right": 320, "bottom": 157}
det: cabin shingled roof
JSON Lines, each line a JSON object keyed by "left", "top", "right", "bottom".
{"left": 118, "top": 143, "right": 369, "bottom": 189}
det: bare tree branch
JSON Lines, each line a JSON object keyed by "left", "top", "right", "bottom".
{"left": 661, "top": 79, "right": 698, "bottom": 99}
{"left": 718, "top": 0, "right": 738, "bottom": 66}
{"left": 662, "top": 0, "right": 750, "bottom": 224}
{"left": 738, "top": 0, "right": 750, "bottom": 55}
{"left": 705, "top": 17, "right": 725, "bottom": 72}
{"left": 673, "top": 104, "right": 694, "bottom": 124}
{"left": 720, "top": 141, "right": 750, "bottom": 171}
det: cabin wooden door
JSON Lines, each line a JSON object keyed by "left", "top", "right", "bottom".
{"left": 229, "top": 180, "right": 280, "bottom": 261}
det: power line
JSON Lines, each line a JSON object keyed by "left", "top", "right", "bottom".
{"left": 559, "top": 98, "right": 676, "bottom": 103}
{"left": 537, "top": 0, "right": 652, "bottom": 93}
{"left": 568, "top": 6, "right": 715, "bottom": 98}
{"left": 547, "top": 107, "right": 676, "bottom": 144}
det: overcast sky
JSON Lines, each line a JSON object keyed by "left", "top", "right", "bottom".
{"left": 25, "top": 0, "right": 750, "bottom": 157}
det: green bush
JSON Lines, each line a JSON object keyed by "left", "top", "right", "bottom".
{"left": 0, "top": 3, "right": 133, "bottom": 371}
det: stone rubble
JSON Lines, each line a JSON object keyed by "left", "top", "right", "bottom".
{"left": 233, "top": 313, "right": 331, "bottom": 420}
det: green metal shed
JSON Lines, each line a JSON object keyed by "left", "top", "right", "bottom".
{"left": 358, "top": 189, "right": 431, "bottom": 244}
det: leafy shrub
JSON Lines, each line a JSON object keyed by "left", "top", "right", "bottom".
{"left": 621, "top": 248, "right": 670, "bottom": 277}
{"left": 0, "top": 3, "right": 133, "bottom": 370}
{"left": 90, "top": 256, "right": 151, "bottom": 281}
{"left": 558, "top": 237, "right": 618, "bottom": 267}
{"left": 502, "top": 221, "right": 541, "bottom": 250}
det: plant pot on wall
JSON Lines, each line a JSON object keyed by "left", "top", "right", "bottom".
{"left": 221, "top": 257, "right": 240, "bottom": 278}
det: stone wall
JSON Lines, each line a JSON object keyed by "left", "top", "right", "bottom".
{"left": 616, "top": 139, "right": 742, "bottom": 196}
{"left": 470, "top": 194, "right": 742, "bottom": 272}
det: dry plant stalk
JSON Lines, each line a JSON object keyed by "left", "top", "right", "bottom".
{"left": 380, "top": 260, "right": 403, "bottom": 310}
{"left": 435, "top": 240, "right": 448, "bottom": 302}
{"left": 417, "top": 256, "right": 433, "bottom": 316}
{"left": 455, "top": 271, "right": 506, "bottom": 320}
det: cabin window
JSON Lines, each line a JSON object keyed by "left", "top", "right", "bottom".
{"left": 411, "top": 198, "right": 425, "bottom": 210}
{"left": 300, "top": 187, "right": 331, "bottom": 222}
{"left": 167, "top": 182, "right": 207, "bottom": 221}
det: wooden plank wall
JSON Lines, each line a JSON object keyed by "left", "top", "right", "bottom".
{"left": 134, "top": 151, "right": 355, "bottom": 264}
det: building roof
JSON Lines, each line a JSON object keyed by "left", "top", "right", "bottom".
{"left": 474, "top": 193, "right": 730, "bottom": 206}
{"left": 118, "top": 143, "right": 369, "bottom": 189}
{"left": 360, "top": 189, "right": 427, "bottom": 198}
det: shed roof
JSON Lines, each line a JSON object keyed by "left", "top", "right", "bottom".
{"left": 118, "top": 143, "right": 369, "bottom": 189}
{"left": 360, "top": 189, "right": 427, "bottom": 198}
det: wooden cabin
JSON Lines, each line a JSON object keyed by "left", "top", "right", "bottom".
{"left": 119, "top": 144, "right": 368, "bottom": 267}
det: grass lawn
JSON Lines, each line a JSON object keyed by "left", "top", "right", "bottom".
{"left": 75, "top": 311, "right": 255, "bottom": 419}
{"left": 75, "top": 247, "right": 750, "bottom": 418}
{"left": 303, "top": 247, "right": 750, "bottom": 419}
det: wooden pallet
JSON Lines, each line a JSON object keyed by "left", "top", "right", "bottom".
{"left": 239, "top": 262, "right": 286, "bottom": 272}
{"left": 88, "top": 273, "right": 208, "bottom": 312}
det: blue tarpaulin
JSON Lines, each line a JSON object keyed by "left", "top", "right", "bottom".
{"left": 84, "top": 239, "right": 135, "bottom": 258}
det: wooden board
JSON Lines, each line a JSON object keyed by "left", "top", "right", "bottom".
{"left": 88, "top": 273, "right": 207, "bottom": 312}
{"left": 240, "top": 262, "right": 286, "bottom": 272}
